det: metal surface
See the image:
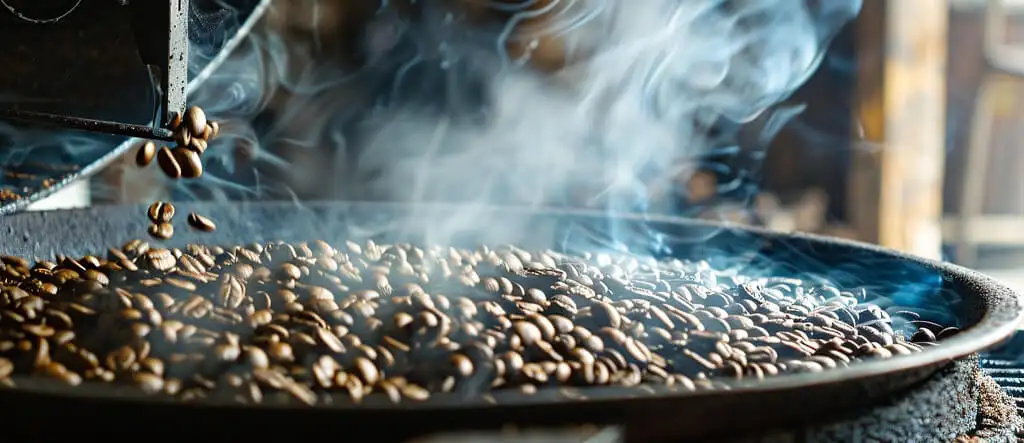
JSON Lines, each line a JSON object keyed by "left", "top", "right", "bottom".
{"left": 0, "top": 109, "right": 176, "bottom": 142}
{"left": 0, "top": 0, "right": 189, "bottom": 127}
{"left": 0, "top": 202, "right": 1020, "bottom": 443}
{"left": 150, "top": 0, "right": 190, "bottom": 126}
{"left": 0, "top": 0, "right": 272, "bottom": 215}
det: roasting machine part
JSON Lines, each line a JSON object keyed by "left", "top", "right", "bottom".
{"left": 0, "top": 202, "right": 1020, "bottom": 442}
{"left": 0, "top": 0, "right": 190, "bottom": 136}
{"left": 0, "top": 0, "right": 271, "bottom": 215}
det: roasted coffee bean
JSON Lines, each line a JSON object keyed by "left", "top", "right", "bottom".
{"left": 147, "top": 223, "right": 174, "bottom": 241}
{"left": 911, "top": 327, "right": 936, "bottom": 343}
{"left": 937, "top": 326, "right": 961, "bottom": 340}
{"left": 147, "top": 201, "right": 175, "bottom": 224}
{"left": 581, "top": 302, "right": 621, "bottom": 329}
{"left": 189, "top": 136, "right": 208, "bottom": 155}
{"left": 185, "top": 106, "right": 208, "bottom": 138}
{"left": 0, "top": 357, "right": 12, "bottom": 379}
{"left": 174, "top": 148, "right": 203, "bottom": 179}
{"left": 168, "top": 111, "right": 183, "bottom": 131}
{"left": 187, "top": 213, "right": 217, "bottom": 233}
{"left": 512, "top": 321, "right": 542, "bottom": 347}
{"left": 156, "top": 147, "right": 181, "bottom": 179}
{"left": 135, "top": 141, "right": 157, "bottom": 167}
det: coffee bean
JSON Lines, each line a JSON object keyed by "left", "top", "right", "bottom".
{"left": 267, "top": 342, "right": 294, "bottom": 362}
{"left": 401, "top": 383, "right": 430, "bottom": 401}
{"left": 147, "top": 223, "right": 174, "bottom": 241}
{"left": 156, "top": 147, "right": 181, "bottom": 179}
{"left": 582, "top": 302, "right": 621, "bottom": 329}
{"left": 134, "top": 372, "right": 165, "bottom": 394}
{"left": 353, "top": 357, "right": 379, "bottom": 385}
{"left": 187, "top": 213, "right": 217, "bottom": 233}
{"left": 888, "top": 342, "right": 913, "bottom": 355}
{"left": 867, "top": 346, "right": 893, "bottom": 359}
{"left": 135, "top": 141, "right": 157, "bottom": 167}
{"left": 189, "top": 136, "right": 208, "bottom": 154}
{"left": 173, "top": 148, "right": 203, "bottom": 179}
{"left": 168, "top": 111, "right": 183, "bottom": 131}
{"left": 910, "top": 327, "right": 936, "bottom": 343}
{"left": 526, "top": 313, "right": 556, "bottom": 340}
{"left": 0, "top": 357, "right": 12, "bottom": 379}
{"left": 512, "top": 321, "right": 542, "bottom": 347}
{"left": 937, "top": 326, "right": 961, "bottom": 340}
{"left": 185, "top": 106, "right": 208, "bottom": 138}
{"left": 147, "top": 201, "right": 175, "bottom": 224}
{"left": 546, "top": 295, "right": 577, "bottom": 317}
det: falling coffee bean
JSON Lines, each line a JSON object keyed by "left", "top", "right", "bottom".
{"left": 156, "top": 147, "right": 181, "bottom": 179}
{"left": 173, "top": 148, "right": 203, "bottom": 179}
{"left": 168, "top": 111, "right": 183, "bottom": 130}
{"left": 147, "top": 201, "right": 175, "bottom": 224}
{"left": 147, "top": 223, "right": 174, "bottom": 240}
{"left": 187, "top": 213, "right": 216, "bottom": 233}
{"left": 185, "top": 106, "right": 208, "bottom": 138}
{"left": 135, "top": 141, "right": 157, "bottom": 167}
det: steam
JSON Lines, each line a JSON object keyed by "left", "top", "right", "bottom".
{"left": 347, "top": 0, "right": 861, "bottom": 247}
{"left": 0, "top": 0, "right": 864, "bottom": 257}
{"left": 184, "top": 0, "right": 859, "bottom": 244}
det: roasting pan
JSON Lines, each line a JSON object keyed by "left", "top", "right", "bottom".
{"left": 0, "top": 201, "right": 1019, "bottom": 443}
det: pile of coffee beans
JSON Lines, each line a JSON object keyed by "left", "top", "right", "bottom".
{"left": 134, "top": 106, "right": 219, "bottom": 180}
{"left": 0, "top": 241, "right": 955, "bottom": 405}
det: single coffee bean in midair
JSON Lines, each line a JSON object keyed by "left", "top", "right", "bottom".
{"left": 156, "top": 147, "right": 181, "bottom": 179}
{"left": 147, "top": 201, "right": 175, "bottom": 224}
{"left": 135, "top": 141, "right": 157, "bottom": 167}
{"left": 173, "top": 148, "right": 203, "bottom": 179}
{"left": 187, "top": 213, "right": 216, "bottom": 232}
{"left": 147, "top": 223, "right": 174, "bottom": 240}
{"left": 185, "top": 106, "right": 208, "bottom": 138}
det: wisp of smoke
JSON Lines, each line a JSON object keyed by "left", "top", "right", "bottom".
{"left": 177, "top": 0, "right": 865, "bottom": 259}
{"left": 346, "top": 0, "right": 862, "bottom": 248}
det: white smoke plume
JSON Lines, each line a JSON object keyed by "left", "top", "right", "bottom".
{"left": 183, "top": 0, "right": 862, "bottom": 249}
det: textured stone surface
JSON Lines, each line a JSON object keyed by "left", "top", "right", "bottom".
{"left": 723, "top": 357, "right": 1018, "bottom": 443}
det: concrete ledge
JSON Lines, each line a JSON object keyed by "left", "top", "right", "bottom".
{"left": 25, "top": 180, "right": 90, "bottom": 211}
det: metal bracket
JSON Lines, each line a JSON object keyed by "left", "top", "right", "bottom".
{"left": 129, "top": 0, "right": 189, "bottom": 128}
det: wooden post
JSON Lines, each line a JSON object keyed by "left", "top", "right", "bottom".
{"left": 851, "top": 0, "right": 948, "bottom": 260}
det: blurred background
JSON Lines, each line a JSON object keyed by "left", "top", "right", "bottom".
{"left": 22, "top": 0, "right": 1024, "bottom": 292}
